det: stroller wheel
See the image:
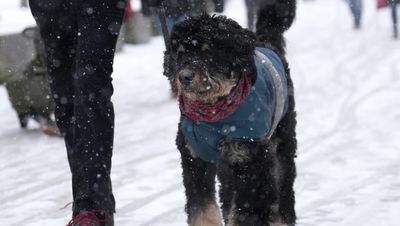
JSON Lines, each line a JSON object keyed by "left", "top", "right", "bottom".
{"left": 18, "top": 115, "right": 29, "bottom": 128}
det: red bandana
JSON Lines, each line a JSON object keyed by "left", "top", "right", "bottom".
{"left": 179, "top": 76, "right": 253, "bottom": 122}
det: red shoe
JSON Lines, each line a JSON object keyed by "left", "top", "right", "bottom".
{"left": 67, "top": 210, "right": 113, "bottom": 226}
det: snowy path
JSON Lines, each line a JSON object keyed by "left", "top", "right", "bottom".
{"left": 1, "top": 0, "right": 400, "bottom": 225}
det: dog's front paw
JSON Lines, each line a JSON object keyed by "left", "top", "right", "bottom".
{"left": 189, "top": 203, "right": 223, "bottom": 226}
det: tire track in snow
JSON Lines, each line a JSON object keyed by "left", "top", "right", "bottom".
{"left": 296, "top": 36, "right": 395, "bottom": 164}
{"left": 297, "top": 152, "right": 400, "bottom": 226}
{"left": 118, "top": 183, "right": 182, "bottom": 212}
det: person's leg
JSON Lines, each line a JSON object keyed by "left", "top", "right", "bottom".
{"left": 245, "top": 0, "right": 256, "bottom": 31}
{"left": 71, "top": 0, "right": 126, "bottom": 215}
{"left": 29, "top": 1, "right": 76, "bottom": 152}
{"left": 29, "top": 0, "right": 83, "bottom": 210}
{"left": 356, "top": 0, "right": 363, "bottom": 28}
{"left": 349, "top": 0, "right": 362, "bottom": 28}
{"left": 28, "top": 0, "right": 76, "bottom": 134}
{"left": 391, "top": 1, "right": 398, "bottom": 38}
{"left": 29, "top": 0, "right": 119, "bottom": 217}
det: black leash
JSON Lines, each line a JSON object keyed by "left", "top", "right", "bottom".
{"left": 157, "top": 7, "right": 172, "bottom": 51}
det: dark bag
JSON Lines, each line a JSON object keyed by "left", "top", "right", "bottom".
{"left": 0, "top": 27, "right": 54, "bottom": 117}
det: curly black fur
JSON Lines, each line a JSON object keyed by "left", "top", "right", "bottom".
{"left": 164, "top": 1, "right": 297, "bottom": 225}
{"left": 256, "top": 1, "right": 296, "bottom": 57}
{"left": 164, "top": 14, "right": 257, "bottom": 92}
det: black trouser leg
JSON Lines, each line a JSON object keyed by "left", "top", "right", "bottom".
{"left": 28, "top": 0, "right": 76, "bottom": 137}
{"left": 29, "top": 0, "right": 126, "bottom": 215}
{"left": 69, "top": 0, "right": 125, "bottom": 215}
{"left": 28, "top": 0, "right": 77, "bottom": 183}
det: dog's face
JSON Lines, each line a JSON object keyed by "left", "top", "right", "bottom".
{"left": 164, "top": 15, "right": 256, "bottom": 103}
{"left": 171, "top": 47, "right": 239, "bottom": 103}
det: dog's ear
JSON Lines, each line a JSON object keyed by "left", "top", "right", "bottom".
{"left": 215, "top": 20, "right": 256, "bottom": 59}
{"left": 163, "top": 50, "right": 175, "bottom": 81}
{"left": 168, "top": 14, "right": 257, "bottom": 80}
{"left": 207, "top": 16, "right": 256, "bottom": 81}
{"left": 169, "top": 14, "right": 256, "bottom": 56}
{"left": 163, "top": 50, "right": 180, "bottom": 95}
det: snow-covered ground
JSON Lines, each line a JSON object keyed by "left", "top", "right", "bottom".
{"left": 1, "top": 0, "right": 400, "bottom": 225}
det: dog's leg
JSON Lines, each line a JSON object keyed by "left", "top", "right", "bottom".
{"left": 219, "top": 140, "right": 277, "bottom": 226}
{"left": 176, "top": 130, "right": 223, "bottom": 226}
{"left": 271, "top": 113, "right": 297, "bottom": 225}
{"left": 217, "top": 162, "right": 234, "bottom": 225}
{"left": 265, "top": 136, "right": 295, "bottom": 226}
{"left": 271, "top": 152, "right": 296, "bottom": 226}
{"left": 181, "top": 150, "right": 222, "bottom": 226}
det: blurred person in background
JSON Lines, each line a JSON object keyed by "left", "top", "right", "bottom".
{"left": 389, "top": 0, "right": 398, "bottom": 38}
{"left": 28, "top": 0, "right": 127, "bottom": 225}
{"left": 348, "top": 0, "right": 363, "bottom": 29}
{"left": 142, "top": 0, "right": 224, "bottom": 34}
{"left": 212, "top": 0, "right": 225, "bottom": 14}
{"left": 245, "top": 0, "right": 258, "bottom": 31}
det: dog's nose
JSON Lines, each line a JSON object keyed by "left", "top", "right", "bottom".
{"left": 178, "top": 69, "right": 195, "bottom": 86}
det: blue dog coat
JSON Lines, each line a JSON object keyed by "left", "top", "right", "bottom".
{"left": 180, "top": 47, "right": 289, "bottom": 163}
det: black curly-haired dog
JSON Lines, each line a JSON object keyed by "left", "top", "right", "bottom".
{"left": 163, "top": 1, "right": 297, "bottom": 225}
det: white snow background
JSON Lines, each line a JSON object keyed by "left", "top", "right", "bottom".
{"left": 1, "top": 0, "right": 400, "bottom": 225}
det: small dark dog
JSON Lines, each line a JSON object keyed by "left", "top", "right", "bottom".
{"left": 164, "top": 1, "right": 297, "bottom": 225}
